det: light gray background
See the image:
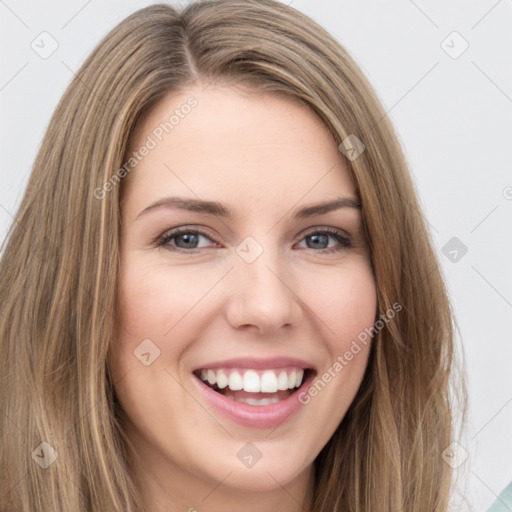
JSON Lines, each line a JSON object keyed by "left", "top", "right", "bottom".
{"left": 1, "top": 1, "right": 511, "bottom": 510}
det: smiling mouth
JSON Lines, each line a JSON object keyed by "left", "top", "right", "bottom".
{"left": 193, "top": 367, "right": 313, "bottom": 406}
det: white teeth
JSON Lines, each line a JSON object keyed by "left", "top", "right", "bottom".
{"left": 198, "top": 367, "right": 306, "bottom": 393}
{"left": 236, "top": 396, "right": 281, "bottom": 406}
{"left": 216, "top": 369, "right": 228, "bottom": 389}
{"left": 288, "top": 370, "right": 296, "bottom": 389}
{"left": 243, "top": 370, "right": 260, "bottom": 392}
{"left": 260, "top": 371, "right": 278, "bottom": 393}
{"left": 277, "top": 371, "right": 289, "bottom": 391}
{"left": 207, "top": 369, "right": 216, "bottom": 386}
{"left": 228, "top": 371, "right": 243, "bottom": 391}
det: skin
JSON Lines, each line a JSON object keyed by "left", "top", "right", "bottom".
{"left": 109, "top": 81, "right": 377, "bottom": 512}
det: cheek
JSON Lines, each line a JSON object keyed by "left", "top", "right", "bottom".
{"left": 111, "top": 256, "right": 232, "bottom": 383}
{"left": 111, "top": 260, "right": 186, "bottom": 379}
{"left": 296, "top": 260, "right": 376, "bottom": 390}
{"left": 298, "top": 260, "right": 377, "bottom": 348}
{"left": 294, "top": 263, "right": 376, "bottom": 431}
{"left": 116, "top": 258, "right": 214, "bottom": 335}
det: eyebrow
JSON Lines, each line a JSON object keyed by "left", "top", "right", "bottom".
{"left": 136, "top": 196, "right": 361, "bottom": 220}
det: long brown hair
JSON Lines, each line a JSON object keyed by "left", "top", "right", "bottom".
{"left": 0, "top": 1, "right": 462, "bottom": 510}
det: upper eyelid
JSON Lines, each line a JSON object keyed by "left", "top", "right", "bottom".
{"left": 159, "top": 225, "right": 350, "bottom": 237}
{"left": 301, "top": 226, "right": 350, "bottom": 236}
{"left": 158, "top": 225, "right": 351, "bottom": 248}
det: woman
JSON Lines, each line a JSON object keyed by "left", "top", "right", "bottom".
{"left": 0, "top": 1, "right": 462, "bottom": 510}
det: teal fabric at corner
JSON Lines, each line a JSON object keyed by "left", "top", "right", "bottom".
{"left": 488, "top": 482, "right": 512, "bottom": 512}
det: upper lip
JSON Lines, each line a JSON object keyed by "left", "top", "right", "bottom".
{"left": 192, "top": 357, "right": 315, "bottom": 372}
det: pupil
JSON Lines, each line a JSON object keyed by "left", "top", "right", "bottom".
{"left": 176, "top": 233, "right": 198, "bottom": 248}
{"left": 308, "top": 234, "right": 328, "bottom": 249}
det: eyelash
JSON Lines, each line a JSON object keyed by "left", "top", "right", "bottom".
{"left": 155, "top": 227, "right": 353, "bottom": 254}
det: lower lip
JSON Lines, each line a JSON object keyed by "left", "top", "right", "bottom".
{"left": 193, "top": 373, "right": 314, "bottom": 429}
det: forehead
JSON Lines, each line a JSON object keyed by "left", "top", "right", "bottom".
{"left": 122, "top": 83, "right": 356, "bottom": 216}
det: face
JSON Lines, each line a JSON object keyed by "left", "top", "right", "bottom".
{"left": 109, "top": 82, "right": 377, "bottom": 509}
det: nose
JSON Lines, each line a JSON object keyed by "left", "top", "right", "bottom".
{"left": 224, "top": 246, "right": 301, "bottom": 335}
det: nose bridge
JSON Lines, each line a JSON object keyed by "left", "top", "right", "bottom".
{"left": 226, "top": 238, "right": 298, "bottom": 333}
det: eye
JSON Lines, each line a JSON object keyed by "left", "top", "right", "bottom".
{"left": 155, "top": 226, "right": 353, "bottom": 254}
{"left": 156, "top": 228, "right": 218, "bottom": 251}
{"left": 296, "top": 228, "right": 352, "bottom": 253}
